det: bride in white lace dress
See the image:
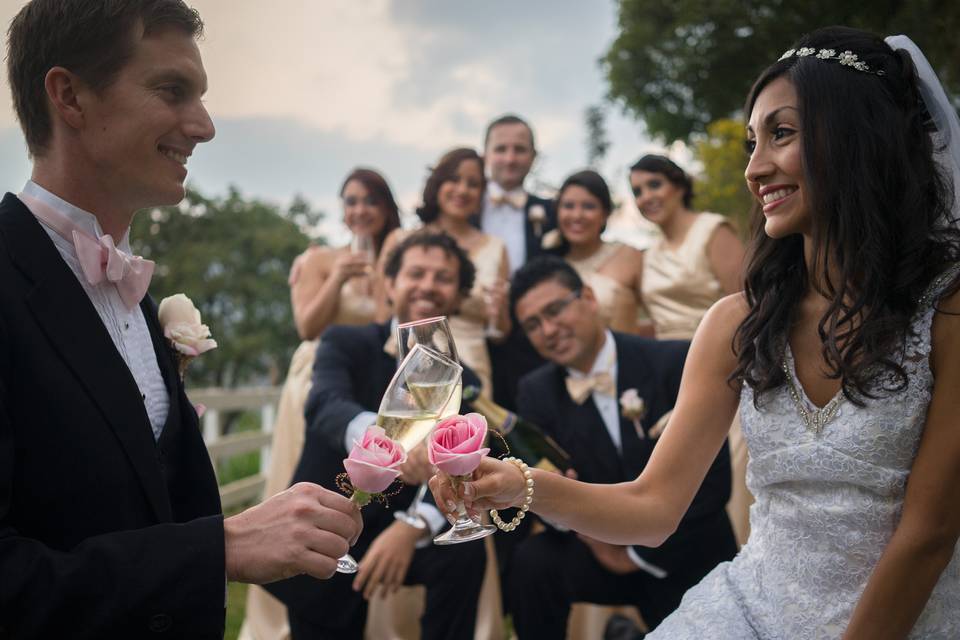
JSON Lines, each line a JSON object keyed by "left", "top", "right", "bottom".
{"left": 431, "top": 27, "right": 960, "bottom": 639}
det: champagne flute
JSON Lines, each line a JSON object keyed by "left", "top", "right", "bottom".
{"left": 336, "top": 343, "right": 462, "bottom": 573}
{"left": 483, "top": 284, "right": 505, "bottom": 339}
{"left": 393, "top": 316, "right": 462, "bottom": 529}
{"left": 349, "top": 234, "right": 375, "bottom": 296}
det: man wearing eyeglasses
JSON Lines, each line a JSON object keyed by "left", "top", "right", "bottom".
{"left": 505, "top": 256, "right": 737, "bottom": 639}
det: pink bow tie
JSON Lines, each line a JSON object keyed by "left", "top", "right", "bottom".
{"left": 489, "top": 191, "right": 527, "bottom": 210}
{"left": 20, "top": 194, "right": 155, "bottom": 310}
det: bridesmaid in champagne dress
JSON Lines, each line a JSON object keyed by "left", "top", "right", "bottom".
{"left": 241, "top": 168, "right": 400, "bottom": 640}
{"left": 629, "top": 154, "right": 751, "bottom": 546}
{"left": 379, "top": 148, "right": 510, "bottom": 400}
{"left": 543, "top": 169, "right": 646, "bottom": 335}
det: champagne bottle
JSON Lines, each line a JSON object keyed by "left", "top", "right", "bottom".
{"left": 463, "top": 386, "right": 573, "bottom": 473}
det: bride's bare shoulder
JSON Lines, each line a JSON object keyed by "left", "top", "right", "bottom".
{"left": 703, "top": 293, "right": 749, "bottom": 334}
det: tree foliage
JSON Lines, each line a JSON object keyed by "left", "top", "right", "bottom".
{"left": 693, "top": 118, "right": 755, "bottom": 235}
{"left": 603, "top": 0, "right": 960, "bottom": 141}
{"left": 131, "top": 187, "right": 323, "bottom": 387}
{"left": 585, "top": 103, "right": 611, "bottom": 168}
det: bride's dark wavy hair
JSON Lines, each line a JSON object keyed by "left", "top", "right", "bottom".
{"left": 733, "top": 26, "right": 960, "bottom": 406}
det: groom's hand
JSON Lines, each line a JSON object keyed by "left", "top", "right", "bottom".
{"left": 223, "top": 482, "right": 363, "bottom": 583}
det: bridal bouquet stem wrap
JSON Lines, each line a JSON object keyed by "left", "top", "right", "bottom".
{"left": 158, "top": 293, "right": 217, "bottom": 378}
{"left": 342, "top": 426, "right": 407, "bottom": 507}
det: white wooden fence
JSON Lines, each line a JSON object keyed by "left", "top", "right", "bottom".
{"left": 189, "top": 386, "right": 281, "bottom": 511}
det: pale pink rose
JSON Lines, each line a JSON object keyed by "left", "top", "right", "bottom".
{"left": 159, "top": 294, "right": 217, "bottom": 356}
{"left": 164, "top": 322, "right": 217, "bottom": 356}
{"left": 343, "top": 426, "right": 407, "bottom": 494}
{"left": 428, "top": 413, "right": 490, "bottom": 477}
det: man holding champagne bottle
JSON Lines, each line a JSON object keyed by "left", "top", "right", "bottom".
{"left": 265, "top": 231, "right": 486, "bottom": 640}
{"left": 503, "top": 257, "right": 737, "bottom": 638}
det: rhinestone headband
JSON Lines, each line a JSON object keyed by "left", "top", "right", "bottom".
{"left": 778, "top": 47, "right": 885, "bottom": 76}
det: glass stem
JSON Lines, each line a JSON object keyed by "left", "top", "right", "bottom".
{"left": 406, "top": 482, "right": 428, "bottom": 516}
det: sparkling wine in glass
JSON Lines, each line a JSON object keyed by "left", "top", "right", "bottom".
{"left": 393, "top": 317, "right": 462, "bottom": 529}
{"left": 336, "top": 342, "right": 462, "bottom": 574}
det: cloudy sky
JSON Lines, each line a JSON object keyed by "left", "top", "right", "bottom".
{"left": 0, "top": 0, "right": 671, "bottom": 243}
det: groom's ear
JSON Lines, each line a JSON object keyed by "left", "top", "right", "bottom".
{"left": 44, "top": 67, "right": 87, "bottom": 131}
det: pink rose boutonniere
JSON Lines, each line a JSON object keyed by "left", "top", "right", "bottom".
{"left": 158, "top": 293, "right": 217, "bottom": 379}
{"left": 342, "top": 426, "right": 407, "bottom": 506}
{"left": 428, "top": 413, "right": 490, "bottom": 478}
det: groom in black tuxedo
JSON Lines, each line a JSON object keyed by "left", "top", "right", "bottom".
{"left": 473, "top": 114, "right": 558, "bottom": 412}
{"left": 506, "top": 257, "right": 737, "bottom": 637}
{"left": 266, "top": 231, "right": 486, "bottom": 640}
{"left": 0, "top": 2, "right": 360, "bottom": 638}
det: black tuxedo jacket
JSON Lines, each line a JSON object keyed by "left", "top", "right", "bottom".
{"left": 0, "top": 194, "right": 225, "bottom": 639}
{"left": 517, "top": 332, "right": 733, "bottom": 576}
{"left": 267, "top": 322, "right": 481, "bottom": 625}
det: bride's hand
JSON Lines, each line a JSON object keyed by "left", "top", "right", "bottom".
{"left": 429, "top": 457, "right": 528, "bottom": 520}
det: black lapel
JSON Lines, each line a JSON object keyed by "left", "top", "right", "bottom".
{"left": 553, "top": 365, "right": 622, "bottom": 483}
{"left": 522, "top": 195, "right": 537, "bottom": 262}
{"left": 1, "top": 194, "right": 171, "bottom": 521}
{"left": 614, "top": 333, "right": 655, "bottom": 479}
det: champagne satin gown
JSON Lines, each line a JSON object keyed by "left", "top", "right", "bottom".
{"left": 642, "top": 212, "right": 752, "bottom": 546}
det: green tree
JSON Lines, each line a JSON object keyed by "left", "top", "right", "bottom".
{"left": 694, "top": 118, "right": 755, "bottom": 235}
{"left": 585, "top": 103, "right": 611, "bottom": 168}
{"left": 131, "top": 186, "right": 324, "bottom": 387}
{"left": 603, "top": 0, "right": 960, "bottom": 141}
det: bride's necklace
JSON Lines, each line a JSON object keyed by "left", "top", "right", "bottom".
{"left": 780, "top": 357, "right": 845, "bottom": 436}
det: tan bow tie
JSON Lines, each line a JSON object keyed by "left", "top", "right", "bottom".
{"left": 489, "top": 191, "right": 527, "bottom": 209}
{"left": 566, "top": 371, "right": 615, "bottom": 404}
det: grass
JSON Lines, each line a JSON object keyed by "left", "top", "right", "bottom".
{"left": 218, "top": 410, "right": 263, "bottom": 639}
{"left": 226, "top": 581, "right": 249, "bottom": 640}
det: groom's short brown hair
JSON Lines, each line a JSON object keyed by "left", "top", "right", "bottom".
{"left": 7, "top": 0, "right": 204, "bottom": 157}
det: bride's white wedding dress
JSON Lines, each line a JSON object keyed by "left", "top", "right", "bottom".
{"left": 649, "top": 264, "right": 960, "bottom": 639}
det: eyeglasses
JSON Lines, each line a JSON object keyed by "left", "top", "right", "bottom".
{"left": 519, "top": 289, "right": 581, "bottom": 335}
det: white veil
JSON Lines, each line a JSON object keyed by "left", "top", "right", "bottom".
{"left": 885, "top": 35, "right": 960, "bottom": 226}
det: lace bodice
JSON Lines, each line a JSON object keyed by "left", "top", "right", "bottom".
{"left": 649, "top": 264, "right": 960, "bottom": 639}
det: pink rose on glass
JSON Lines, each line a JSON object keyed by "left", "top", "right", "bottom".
{"left": 334, "top": 425, "right": 407, "bottom": 574}
{"left": 428, "top": 413, "right": 490, "bottom": 477}
{"left": 429, "top": 413, "right": 497, "bottom": 545}
{"left": 342, "top": 425, "right": 407, "bottom": 506}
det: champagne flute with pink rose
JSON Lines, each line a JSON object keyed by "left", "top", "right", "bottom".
{"left": 429, "top": 413, "right": 496, "bottom": 545}
{"left": 336, "top": 343, "right": 463, "bottom": 573}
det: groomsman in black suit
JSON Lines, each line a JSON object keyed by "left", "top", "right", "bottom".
{"left": 0, "top": 2, "right": 361, "bottom": 638}
{"left": 506, "top": 257, "right": 737, "bottom": 637}
{"left": 475, "top": 114, "right": 558, "bottom": 411}
{"left": 266, "top": 232, "right": 486, "bottom": 640}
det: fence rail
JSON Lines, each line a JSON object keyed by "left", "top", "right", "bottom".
{"left": 189, "top": 386, "right": 281, "bottom": 511}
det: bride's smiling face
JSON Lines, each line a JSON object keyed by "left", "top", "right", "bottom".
{"left": 745, "top": 77, "right": 810, "bottom": 239}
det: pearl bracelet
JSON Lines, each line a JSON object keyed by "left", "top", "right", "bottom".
{"left": 490, "top": 457, "right": 534, "bottom": 532}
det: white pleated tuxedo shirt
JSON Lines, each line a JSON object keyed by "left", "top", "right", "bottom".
{"left": 21, "top": 181, "right": 169, "bottom": 440}
{"left": 481, "top": 182, "right": 528, "bottom": 275}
